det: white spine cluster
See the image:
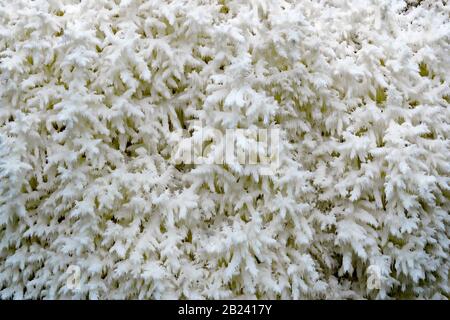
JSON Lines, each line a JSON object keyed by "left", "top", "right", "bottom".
{"left": 0, "top": 0, "right": 449, "bottom": 299}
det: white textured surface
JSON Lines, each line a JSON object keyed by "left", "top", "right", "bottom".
{"left": 0, "top": 0, "right": 449, "bottom": 299}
